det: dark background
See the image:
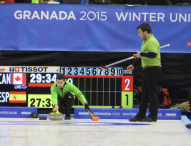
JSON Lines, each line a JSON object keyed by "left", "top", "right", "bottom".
{"left": 1, "top": 51, "right": 191, "bottom": 103}
{"left": 14, "top": 0, "right": 191, "bottom": 5}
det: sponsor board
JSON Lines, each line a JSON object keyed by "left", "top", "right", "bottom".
{"left": 74, "top": 108, "right": 181, "bottom": 120}
{"left": 0, "top": 66, "right": 60, "bottom": 73}
{"left": 9, "top": 66, "right": 60, "bottom": 73}
{"left": 0, "top": 107, "right": 37, "bottom": 118}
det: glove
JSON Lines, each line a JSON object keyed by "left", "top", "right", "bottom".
{"left": 85, "top": 103, "right": 91, "bottom": 112}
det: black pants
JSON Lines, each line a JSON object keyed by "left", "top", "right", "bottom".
{"left": 58, "top": 93, "right": 74, "bottom": 117}
{"left": 136, "top": 68, "right": 161, "bottom": 120}
{"left": 189, "top": 88, "right": 191, "bottom": 105}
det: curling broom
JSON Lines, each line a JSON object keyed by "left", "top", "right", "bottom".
{"left": 76, "top": 95, "right": 100, "bottom": 121}
{"left": 99, "top": 44, "right": 170, "bottom": 70}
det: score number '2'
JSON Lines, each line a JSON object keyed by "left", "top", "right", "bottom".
{"left": 125, "top": 79, "right": 130, "bottom": 91}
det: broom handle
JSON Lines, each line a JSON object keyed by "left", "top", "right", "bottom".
{"left": 57, "top": 70, "right": 61, "bottom": 74}
{"left": 105, "top": 44, "right": 170, "bottom": 68}
{"left": 76, "top": 95, "right": 94, "bottom": 117}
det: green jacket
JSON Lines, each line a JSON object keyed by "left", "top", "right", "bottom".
{"left": 141, "top": 34, "right": 161, "bottom": 67}
{"left": 31, "top": 0, "right": 39, "bottom": 3}
{"left": 50, "top": 81, "right": 88, "bottom": 106}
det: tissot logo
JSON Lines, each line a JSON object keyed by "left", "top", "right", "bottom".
{"left": 14, "top": 67, "right": 20, "bottom": 72}
{"left": 9, "top": 67, "right": 48, "bottom": 72}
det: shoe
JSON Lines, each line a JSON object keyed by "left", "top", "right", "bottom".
{"left": 186, "top": 124, "right": 191, "bottom": 129}
{"left": 129, "top": 117, "right": 142, "bottom": 122}
{"left": 140, "top": 117, "right": 157, "bottom": 122}
{"left": 65, "top": 115, "right": 71, "bottom": 120}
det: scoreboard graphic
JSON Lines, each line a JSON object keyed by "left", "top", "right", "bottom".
{"left": 0, "top": 66, "right": 59, "bottom": 109}
{"left": 61, "top": 67, "right": 133, "bottom": 108}
{"left": 0, "top": 66, "right": 133, "bottom": 109}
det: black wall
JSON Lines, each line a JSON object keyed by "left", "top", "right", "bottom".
{"left": 0, "top": 51, "right": 190, "bottom": 102}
